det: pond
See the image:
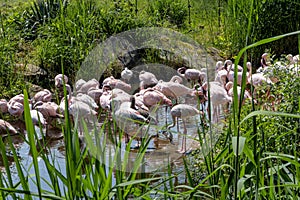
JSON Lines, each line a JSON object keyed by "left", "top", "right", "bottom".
{"left": 1, "top": 103, "right": 225, "bottom": 198}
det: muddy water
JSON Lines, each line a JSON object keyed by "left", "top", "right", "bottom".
{"left": 2, "top": 105, "right": 224, "bottom": 197}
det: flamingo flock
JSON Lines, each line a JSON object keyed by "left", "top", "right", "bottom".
{"left": 1, "top": 52, "right": 297, "bottom": 153}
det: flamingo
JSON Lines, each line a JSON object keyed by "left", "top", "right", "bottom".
{"left": 215, "top": 69, "right": 228, "bottom": 88}
{"left": 0, "top": 99, "right": 8, "bottom": 113}
{"left": 55, "top": 74, "right": 68, "bottom": 88}
{"left": 75, "top": 79, "right": 87, "bottom": 92}
{"left": 76, "top": 78, "right": 99, "bottom": 94}
{"left": 256, "top": 53, "right": 271, "bottom": 73}
{"left": 74, "top": 93, "right": 99, "bottom": 110}
{"left": 55, "top": 74, "right": 69, "bottom": 99}
{"left": 215, "top": 60, "right": 232, "bottom": 88}
{"left": 108, "top": 78, "right": 131, "bottom": 93}
{"left": 139, "top": 70, "right": 158, "bottom": 89}
{"left": 121, "top": 67, "right": 133, "bottom": 83}
{"left": 87, "top": 87, "right": 103, "bottom": 105}
{"left": 286, "top": 54, "right": 300, "bottom": 75}
{"left": 261, "top": 53, "right": 270, "bottom": 68}
{"left": 130, "top": 96, "right": 154, "bottom": 123}
{"left": 202, "top": 82, "right": 232, "bottom": 122}
{"left": 111, "top": 97, "right": 151, "bottom": 146}
{"left": 8, "top": 101, "right": 24, "bottom": 117}
{"left": 247, "top": 61, "right": 274, "bottom": 104}
{"left": 100, "top": 91, "right": 112, "bottom": 111}
{"left": 33, "top": 89, "right": 52, "bottom": 103}
{"left": 102, "top": 76, "right": 115, "bottom": 86}
{"left": 215, "top": 61, "right": 224, "bottom": 71}
{"left": 34, "top": 101, "right": 64, "bottom": 121}
{"left": 247, "top": 62, "right": 273, "bottom": 88}
{"left": 0, "top": 119, "right": 18, "bottom": 137}
{"left": 142, "top": 88, "right": 173, "bottom": 109}
{"left": 177, "top": 67, "right": 206, "bottom": 85}
{"left": 8, "top": 96, "right": 24, "bottom": 118}
{"left": 164, "top": 104, "right": 202, "bottom": 153}
{"left": 227, "top": 63, "right": 247, "bottom": 86}
{"left": 225, "top": 81, "right": 252, "bottom": 104}
{"left": 30, "top": 109, "right": 47, "bottom": 127}
{"left": 154, "top": 78, "right": 196, "bottom": 104}
{"left": 68, "top": 100, "right": 98, "bottom": 123}
{"left": 139, "top": 88, "right": 172, "bottom": 126}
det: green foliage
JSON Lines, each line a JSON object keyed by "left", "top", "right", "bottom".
{"left": 252, "top": 0, "right": 300, "bottom": 62}
{"left": 15, "top": 0, "right": 68, "bottom": 41}
{"left": 147, "top": 0, "right": 188, "bottom": 28}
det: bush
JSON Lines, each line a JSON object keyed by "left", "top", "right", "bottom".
{"left": 252, "top": 0, "right": 300, "bottom": 63}
{"left": 147, "top": 0, "right": 188, "bottom": 28}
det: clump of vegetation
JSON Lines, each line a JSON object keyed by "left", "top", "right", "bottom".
{"left": 147, "top": 0, "right": 188, "bottom": 28}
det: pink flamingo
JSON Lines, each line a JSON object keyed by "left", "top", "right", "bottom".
{"left": 215, "top": 60, "right": 232, "bottom": 88}
{"left": 87, "top": 87, "right": 103, "bottom": 105}
{"left": 33, "top": 89, "right": 52, "bottom": 103}
{"left": 142, "top": 88, "right": 173, "bottom": 109}
{"left": 177, "top": 67, "right": 206, "bottom": 85}
{"left": 225, "top": 81, "right": 252, "bottom": 104}
{"left": 55, "top": 74, "right": 68, "bottom": 88}
{"left": 76, "top": 78, "right": 99, "bottom": 94}
{"left": 34, "top": 101, "right": 64, "bottom": 120}
{"left": 154, "top": 76, "right": 196, "bottom": 104}
{"left": 141, "top": 88, "right": 173, "bottom": 126}
{"left": 139, "top": 71, "right": 158, "bottom": 89}
{"left": 0, "top": 99, "right": 8, "bottom": 113}
{"left": 227, "top": 64, "right": 247, "bottom": 86}
{"left": 7, "top": 94, "right": 25, "bottom": 117}
{"left": 0, "top": 119, "right": 18, "bottom": 136}
{"left": 109, "top": 78, "right": 131, "bottom": 93}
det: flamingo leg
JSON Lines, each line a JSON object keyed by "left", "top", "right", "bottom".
{"left": 165, "top": 106, "right": 168, "bottom": 127}
{"left": 178, "top": 119, "right": 187, "bottom": 154}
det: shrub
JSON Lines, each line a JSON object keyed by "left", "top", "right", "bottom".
{"left": 147, "top": 0, "right": 188, "bottom": 28}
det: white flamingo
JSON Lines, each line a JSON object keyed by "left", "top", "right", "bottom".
{"left": 202, "top": 82, "right": 232, "bottom": 122}
{"left": 111, "top": 97, "right": 150, "bottom": 146}
{"left": 215, "top": 61, "right": 224, "bottom": 71}
{"left": 30, "top": 109, "right": 47, "bottom": 127}
{"left": 121, "top": 67, "right": 133, "bottom": 83}
{"left": 165, "top": 104, "right": 202, "bottom": 153}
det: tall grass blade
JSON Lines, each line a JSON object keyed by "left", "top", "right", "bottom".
{"left": 23, "top": 89, "right": 42, "bottom": 199}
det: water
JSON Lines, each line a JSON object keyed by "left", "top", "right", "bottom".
{"left": 1, "top": 105, "right": 225, "bottom": 198}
